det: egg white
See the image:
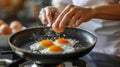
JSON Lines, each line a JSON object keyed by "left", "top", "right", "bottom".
{"left": 30, "top": 38, "right": 78, "bottom": 54}
{"left": 54, "top": 39, "right": 78, "bottom": 47}
{"left": 62, "top": 45, "right": 75, "bottom": 53}
{"left": 39, "top": 48, "right": 63, "bottom": 54}
{"left": 39, "top": 45, "right": 75, "bottom": 54}
{"left": 30, "top": 42, "right": 45, "bottom": 50}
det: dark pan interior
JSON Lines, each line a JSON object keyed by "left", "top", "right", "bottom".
{"left": 9, "top": 26, "right": 96, "bottom": 63}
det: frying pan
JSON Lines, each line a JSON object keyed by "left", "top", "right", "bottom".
{"left": 8, "top": 26, "right": 97, "bottom": 64}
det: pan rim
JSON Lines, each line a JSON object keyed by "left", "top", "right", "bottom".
{"left": 8, "top": 26, "right": 97, "bottom": 56}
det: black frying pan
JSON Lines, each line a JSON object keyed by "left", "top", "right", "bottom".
{"left": 8, "top": 26, "right": 97, "bottom": 64}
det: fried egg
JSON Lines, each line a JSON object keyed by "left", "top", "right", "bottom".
{"left": 62, "top": 45, "right": 75, "bottom": 53}
{"left": 30, "top": 38, "right": 79, "bottom": 54}
{"left": 54, "top": 38, "right": 78, "bottom": 47}
{"left": 40, "top": 45, "right": 63, "bottom": 54}
{"left": 40, "top": 45, "right": 75, "bottom": 54}
{"left": 30, "top": 40, "right": 54, "bottom": 50}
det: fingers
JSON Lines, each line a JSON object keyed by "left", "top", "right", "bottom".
{"left": 52, "top": 5, "right": 94, "bottom": 33}
{"left": 45, "top": 7, "right": 53, "bottom": 25}
{"left": 75, "top": 17, "right": 86, "bottom": 27}
{"left": 39, "top": 6, "right": 59, "bottom": 25}
{"left": 70, "top": 7, "right": 94, "bottom": 27}
{"left": 59, "top": 7, "right": 80, "bottom": 28}
{"left": 52, "top": 5, "right": 75, "bottom": 32}
{"left": 75, "top": 13, "right": 92, "bottom": 27}
{"left": 39, "top": 8, "right": 48, "bottom": 24}
{"left": 68, "top": 11, "right": 81, "bottom": 28}
{"left": 51, "top": 8, "right": 59, "bottom": 24}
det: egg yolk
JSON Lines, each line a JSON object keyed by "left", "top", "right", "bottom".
{"left": 56, "top": 38, "right": 69, "bottom": 44}
{"left": 40, "top": 40, "right": 54, "bottom": 48}
{"left": 48, "top": 45, "right": 63, "bottom": 52}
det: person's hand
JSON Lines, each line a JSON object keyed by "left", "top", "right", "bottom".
{"left": 39, "top": 6, "right": 59, "bottom": 26}
{"left": 52, "top": 5, "right": 96, "bottom": 33}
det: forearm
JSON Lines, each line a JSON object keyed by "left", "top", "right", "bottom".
{"left": 93, "top": 4, "right": 120, "bottom": 20}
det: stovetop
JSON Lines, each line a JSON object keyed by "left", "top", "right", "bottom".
{"left": 1, "top": 47, "right": 120, "bottom": 67}
{"left": 0, "top": 48, "right": 89, "bottom": 67}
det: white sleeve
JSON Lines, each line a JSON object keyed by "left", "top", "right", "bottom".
{"left": 52, "top": 0, "right": 73, "bottom": 5}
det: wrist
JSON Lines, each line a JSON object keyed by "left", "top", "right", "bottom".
{"left": 85, "top": 6, "right": 98, "bottom": 19}
{"left": 90, "top": 6, "right": 99, "bottom": 18}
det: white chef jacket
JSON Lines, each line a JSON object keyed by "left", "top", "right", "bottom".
{"left": 52, "top": 0, "right": 120, "bottom": 55}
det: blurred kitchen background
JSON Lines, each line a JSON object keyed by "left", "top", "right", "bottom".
{"left": 0, "top": 0, "right": 51, "bottom": 27}
{"left": 0, "top": 0, "right": 51, "bottom": 48}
